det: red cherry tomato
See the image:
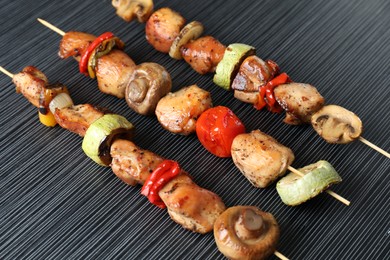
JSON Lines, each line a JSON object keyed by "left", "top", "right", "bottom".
{"left": 196, "top": 106, "right": 246, "bottom": 157}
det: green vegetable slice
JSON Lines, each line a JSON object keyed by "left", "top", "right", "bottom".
{"left": 213, "top": 43, "right": 255, "bottom": 90}
{"left": 276, "top": 160, "right": 342, "bottom": 206}
{"left": 82, "top": 114, "right": 135, "bottom": 166}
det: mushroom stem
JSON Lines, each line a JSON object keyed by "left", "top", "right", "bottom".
{"left": 235, "top": 208, "right": 264, "bottom": 240}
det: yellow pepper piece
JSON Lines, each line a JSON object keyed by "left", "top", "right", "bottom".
{"left": 38, "top": 110, "right": 57, "bottom": 127}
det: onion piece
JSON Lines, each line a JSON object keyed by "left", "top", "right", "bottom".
{"left": 49, "top": 92, "right": 74, "bottom": 114}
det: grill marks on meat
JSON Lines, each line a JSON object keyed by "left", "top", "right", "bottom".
{"left": 145, "top": 7, "right": 186, "bottom": 53}
{"left": 159, "top": 174, "right": 226, "bottom": 234}
{"left": 110, "top": 139, "right": 164, "bottom": 185}
{"left": 155, "top": 85, "right": 212, "bottom": 135}
{"left": 181, "top": 36, "right": 226, "bottom": 74}
{"left": 54, "top": 104, "right": 108, "bottom": 136}
{"left": 274, "top": 83, "right": 325, "bottom": 125}
{"left": 12, "top": 66, "right": 48, "bottom": 107}
{"left": 59, "top": 31, "right": 96, "bottom": 60}
{"left": 231, "top": 130, "right": 295, "bottom": 188}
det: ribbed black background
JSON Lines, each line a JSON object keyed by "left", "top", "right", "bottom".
{"left": 0, "top": 0, "right": 389, "bottom": 259}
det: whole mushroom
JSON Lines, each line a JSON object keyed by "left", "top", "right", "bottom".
{"left": 112, "top": 0, "right": 154, "bottom": 23}
{"left": 125, "top": 62, "right": 172, "bottom": 115}
{"left": 214, "top": 206, "right": 279, "bottom": 260}
{"left": 311, "top": 104, "right": 363, "bottom": 144}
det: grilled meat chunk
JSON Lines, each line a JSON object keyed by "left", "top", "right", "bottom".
{"left": 145, "top": 7, "right": 186, "bottom": 53}
{"left": 274, "top": 83, "right": 325, "bottom": 125}
{"left": 54, "top": 104, "right": 107, "bottom": 136}
{"left": 59, "top": 31, "right": 96, "bottom": 59}
{"left": 155, "top": 85, "right": 212, "bottom": 135}
{"left": 110, "top": 139, "right": 164, "bottom": 186}
{"left": 181, "top": 36, "right": 226, "bottom": 74}
{"left": 95, "top": 49, "right": 136, "bottom": 98}
{"left": 159, "top": 173, "right": 226, "bottom": 234}
{"left": 231, "top": 56, "right": 279, "bottom": 104}
{"left": 12, "top": 66, "right": 48, "bottom": 107}
{"left": 231, "top": 130, "right": 295, "bottom": 188}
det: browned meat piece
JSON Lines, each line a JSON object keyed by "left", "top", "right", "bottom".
{"left": 145, "top": 7, "right": 186, "bottom": 53}
{"left": 274, "top": 83, "right": 325, "bottom": 125}
{"left": 231, "top": 130, "right": 295, "bottom": 188}
{"left": 159, "top": 173, "right": 226, "bottom": 234}
{"left": 181, "top": 36, "right": 226, "bottom": 74}
{"left": 54, "top": 104, "right": 107, "bottom": 136}
{"left": 12, "top": 66, "right": 48, "bottom": 107}
{"left": 58, "top": 31, "right": 96, "bottom": 59}
{"left": 95, "top": 49, "right": 136, "bottom": 98}
{"left": 231, "top": 56, "right": 279, "bottom": 104}
{"left": 155, "top": 85, "right": 212, "bottom": 135}
{"left": 110, "top": 139, "right": 164, "bottom": 185}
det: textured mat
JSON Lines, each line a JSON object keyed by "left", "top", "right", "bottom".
{"left": 0, "top": 0, "right": 389, "bottom": 259}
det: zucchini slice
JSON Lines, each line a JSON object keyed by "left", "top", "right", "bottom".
{"left": 276, "top": 160, "right": 342, "bottom": 206}
{"left": 169, "top": 21, "right": 204, "bottom": 60}
{"left": 82, "top": 114, "right": 135, "bottom": 166}
{"left": 213, "top": 43, "right": 255, "bottom": 90}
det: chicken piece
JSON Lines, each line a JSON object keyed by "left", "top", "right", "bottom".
{"left": 54, "top": 104, "right": 108, "bottom": 136}
{"left": 145, "top": 7, "right": 186, "bottom": 53}
{"left": 231, "top": 56, "right": 279, "bottom": 104}
{"left": 181, "top": 36, "right": 226, "bottom": 74}
{"left": 159, "top": 173, "right": 226, "bottom": 234}
{"left": 155, "top": 85, "right": 212, "bottom": 135}
{"left": 231, "top": 130, "right": 295, "bottom": 188}
{"left": 274, "top": 83, "right": 325, "bottom": 125}
{"left": 95, "top": 49, "right": 136, "bottom": 98}
{"left": 12, "top": 66, "right": 48, "bottom": 108}
{"left": 110, "top": 139, "right": 164, "bottom": 186}
{"left": 59, "top": 31, "right": 96, "bottom": 59}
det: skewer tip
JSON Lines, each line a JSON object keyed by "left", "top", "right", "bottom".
{"left": 359, "top": 137, "right": 390, "bottom": 159}
{"left": 0, "top": 66, "right": 15, "bottom": 78}
{"left": 37, "top": 18, "right": 65, "bottom": 36}
{"left": 274, "top": 250, "right": 289, "bottom": 260}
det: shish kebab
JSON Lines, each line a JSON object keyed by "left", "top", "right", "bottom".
{"left": 36, "top": 19, "right": 349, "bottom": 206}
{"left": 111, "top": 0, "right": 390, "bottom": 159}
{"left": 0, "top": 65, "right": 288, "bottom": 260}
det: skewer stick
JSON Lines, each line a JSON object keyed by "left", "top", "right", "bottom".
{"left": 287, "top": 166, "right": 350, "bottom": 206}
{"left": 37, "top": 18, "right": 65, "bottom": 36}
{"left": 359, "top": 137, "right": 390, "bottom": 159}
{"left": 274, "top": 250, "right": 289, "bottom": 260}
{"left": 0, "top": 66, "right": 14, "bottom": 78}
{"left": 37, "top": 18, "right": 390, "bottom": 160}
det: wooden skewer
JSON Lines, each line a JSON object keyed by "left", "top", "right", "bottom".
{"left": 287, "top": 166, "right": 350, "bottom": 206}
{"left": 36, "top": 18, "right": 390, "bottom": 160}
{"left": 0, "top": 66, "right": 14, "bottom": 78}
{"left": 0, "top": 65, "right": 350, "bottom": 207}
{"left": 37, "top": 18, "right": 65, "bottom": 36}
{"left": 1, "top": 63, "right": 291, "bottom": 260}
{"left": 359, "top": 137, "right": 390, "bottom": 159}
{"left": 274, "top": 250, "right": 289, "bottom": 260}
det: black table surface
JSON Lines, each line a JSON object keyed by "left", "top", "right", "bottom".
{"left": 1, "top": 0, "right": 389, "bottom": 259}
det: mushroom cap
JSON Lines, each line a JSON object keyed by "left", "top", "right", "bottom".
{"left": 112, "top": 0, "right": 154, "bottom": 23}
{"left": 311, "top": 104, "right": 363, "bottom": 144}
{"left": 125, "top": 62, "right": 172, "bottom": 115}
{"left": 214, "top": 206, "right": 279, "bottom": 260}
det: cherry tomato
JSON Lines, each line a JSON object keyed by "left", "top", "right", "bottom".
{"left": 196, "top": 106, "right": 246, "bottom": 157}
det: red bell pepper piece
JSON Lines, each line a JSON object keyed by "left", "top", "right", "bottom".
{"left": 79, "top": 32, "right": 115, "bottom": 76}
{"left": 254, "top": 72, "right": 291, "bottom": 113}
{"left": 141, "top": 160, "right": 181, "bottom": 209}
